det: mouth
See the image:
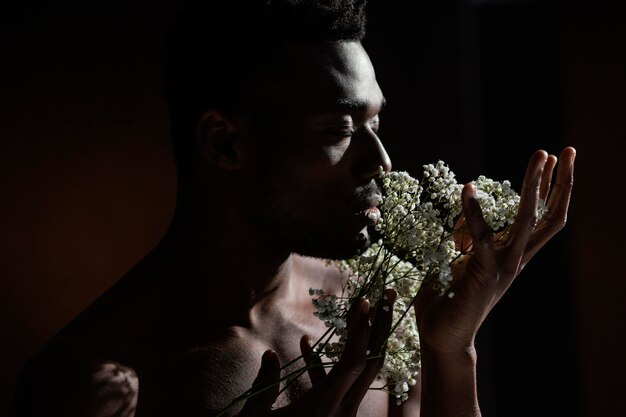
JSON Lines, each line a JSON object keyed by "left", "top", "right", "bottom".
{"left": 357, "top": 207, "right": 381, "bottom": 226}
{"left": 353, "top": 194, "right": 383, "bottom": 226}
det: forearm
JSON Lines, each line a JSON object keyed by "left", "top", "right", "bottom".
{"left": 418, "top": 345, "right": 481, "bottom": 417}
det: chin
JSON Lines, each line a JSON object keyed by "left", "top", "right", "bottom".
{"left": 293, "top": 226, "right": 374, "bottom": 261}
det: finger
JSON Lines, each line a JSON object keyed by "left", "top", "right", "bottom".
{"left": 545, "top": 146, "right": 576, "bottom": 223}
{"left": 453, "top": 215, "right": 472, "bottom": 253}
{"left": 323, "top": 298, "right": 371, "bottom": 398}
{"left": 521, "top": 147, "right": 576, "bottom": 264}
{"left": 461, "top": 183, "right": 497, "bottom": 285}
{"left": 540, "top": 154, "right": 558, "bottom": 203}
{"left": 365, "top": 290, "right": 396, "bottom": 367}
{"left": 503, "top": 150, "right": 548, "bottom": 275}
{"left": 239, "top": 350, "right": 280, "bottom": 416}
{"left": 300, "top": 335, "right": 326, "bottom": 386}
{"left": 344, "top": 288, "right": 397, "bottom": 407}
{"left": 343, "top": 297, "right": 372, "bottom": 366}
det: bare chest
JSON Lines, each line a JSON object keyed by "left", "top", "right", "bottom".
{"left": 156, "top": 326, "right": 308, "bottom": 416}
{"left": 158, "top": 325, "right": 388, "bottom": 417}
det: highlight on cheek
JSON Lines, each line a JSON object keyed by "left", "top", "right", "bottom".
{"left": 323, "top": 144, "right": 351, "bottom": 166}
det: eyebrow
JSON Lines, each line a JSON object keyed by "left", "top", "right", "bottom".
{"left": 335, "top": 97, "right": 387, "bottom": 112}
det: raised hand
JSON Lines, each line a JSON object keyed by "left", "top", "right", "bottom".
{"left": 236, "top": 289, "right": 397, "bottom": 417}
{"left": 414, "top": 147, "right": 576, "bottom": 353}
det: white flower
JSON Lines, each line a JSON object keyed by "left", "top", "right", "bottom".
{"left": 311, "top": 161, "right": 527, "bottom": 403}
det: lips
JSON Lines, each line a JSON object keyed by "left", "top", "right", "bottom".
{"left": 353, "top": 194, "right": 383, "bottom": 226}
{"left": 361, "top": 207, "right": 381, "bottom": 226}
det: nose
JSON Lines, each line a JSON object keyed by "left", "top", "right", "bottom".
{"left": 354, "top": 127, "right": 392, "bottom": 182}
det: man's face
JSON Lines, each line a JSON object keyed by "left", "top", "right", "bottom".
{"left": 244, "top": 40, "right": 392, "bottom": 260}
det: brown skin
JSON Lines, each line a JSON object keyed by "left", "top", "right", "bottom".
{"left": 11, "top": 40, "right": 576, "bottom": 417}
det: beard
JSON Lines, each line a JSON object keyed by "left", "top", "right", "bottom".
{"left": 247, "top": 167, "right": 382, "bottom": 261}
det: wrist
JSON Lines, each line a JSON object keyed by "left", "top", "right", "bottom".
{"left": 420, "top": 343, "right": 477, "bottom": 363}
{"left": 419, "top": 344, "right": 481, "bottom": 417}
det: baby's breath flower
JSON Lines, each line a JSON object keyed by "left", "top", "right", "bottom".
{"left": 311, "top": 161, "right": 526, "bottom": 403}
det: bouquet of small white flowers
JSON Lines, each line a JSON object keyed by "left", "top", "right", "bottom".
{"left": 309, "top": 161, "right": 544, "bottom": 404}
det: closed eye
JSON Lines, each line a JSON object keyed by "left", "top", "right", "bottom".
{"left": 328, "top": 128, "right": 355, "bottom": 138}
{"left": 370, "top": 118, "right": 380, "bottom": 134}
{"left": 368, "top": 115, "right": 381, "bottom": 134}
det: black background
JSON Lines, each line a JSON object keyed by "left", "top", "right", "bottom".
{"left": 2, "top": 1, "right": 625, "bottom": 416}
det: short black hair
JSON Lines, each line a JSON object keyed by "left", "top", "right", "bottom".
{"left": 162, "top": 0, "right": 369, "bottom": 178}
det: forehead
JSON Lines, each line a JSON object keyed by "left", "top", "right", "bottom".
{"left": 264, "top": 41, "right": 384, "bottom": 117}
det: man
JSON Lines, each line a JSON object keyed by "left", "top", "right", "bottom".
{"left": 11, "top": 1, "right": 576, "bottom": 416}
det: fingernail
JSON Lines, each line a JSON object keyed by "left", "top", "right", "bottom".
{"left": 361, "top": 298, "right": 371, "bottom": 315}
{"left": 384, "top": 288, "right": 397, "bottom": 305}
{"left": 464, "top": 183, "right": 477, "bottom": 199}
{"left": 262, "top": 349, "right": 275, "bottom": 362}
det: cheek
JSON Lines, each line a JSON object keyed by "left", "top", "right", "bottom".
{"left": 279, "top": 144, "right": 351, "bottom": 189}
{"left": 273, "top": 127, "right": 351, "bottom": 166}
{"left": 251, "top": 137, "right": 354, "bottom": 212}
{"left": 254, "top": 162, "right": 346, "bottom": 226}
{"left": 322, "top": 142, "right": 351, "bottom": 167}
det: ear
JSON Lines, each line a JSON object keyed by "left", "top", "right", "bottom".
{"left": 196, "top": 109, "right": 248, "bottom": 170}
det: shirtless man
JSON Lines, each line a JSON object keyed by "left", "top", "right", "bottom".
{"left": 11, "top": 1, "right": 576, "bottom": 416}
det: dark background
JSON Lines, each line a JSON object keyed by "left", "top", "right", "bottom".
{"left": 1, "top": 1, "right": 625, "bottom": 416}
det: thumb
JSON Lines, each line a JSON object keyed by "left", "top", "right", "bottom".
{"left": 239, "top": 350, "right": 281, "bottom": 416}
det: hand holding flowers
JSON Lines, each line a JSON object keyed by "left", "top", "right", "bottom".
{"left": 310, "top": 147, "right": 575, "bottom": 404}
{"left": 222, "top": 147, "right": 576, "bottom": 416}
